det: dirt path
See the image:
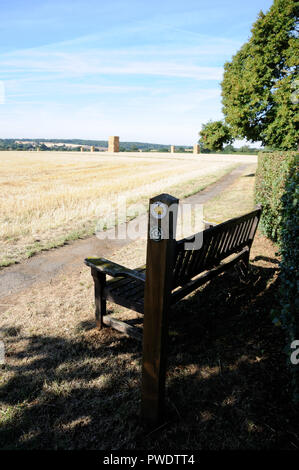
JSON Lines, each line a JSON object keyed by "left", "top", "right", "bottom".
{"left": 0, "top": 164, "right": 250, "bottom": 300}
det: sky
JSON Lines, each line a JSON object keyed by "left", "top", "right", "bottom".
{"left": 0, "top": 0, "right": 274, "bottom": 145}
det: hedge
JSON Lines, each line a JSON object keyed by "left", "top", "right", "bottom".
{"left": 255, "top": 151, "right": 299, "bottom": 402}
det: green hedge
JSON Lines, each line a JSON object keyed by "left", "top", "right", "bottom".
{"left": 255, "top": 151, "right": 299, "bottom": 402}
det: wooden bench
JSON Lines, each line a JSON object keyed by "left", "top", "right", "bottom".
{"left": 85, "top": 193, "right": 262, "bottom": 424}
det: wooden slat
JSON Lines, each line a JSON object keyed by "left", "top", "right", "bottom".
{"left": 204, "top": 230, "right": 223, "bottom": 267}
{"left": 224, "top": 222, "right": 241, "bottom": 253}
{"left": 189, "top": 231, "right": 213, "bottom": 277}
{"left": 235, "top": 220, "right": 248, "bottom": 246}
{"left": 171, "top": 247, "right": 249, "bottom": 304}
{"left": 107, "top": 276, "right": 145, "bottom": 296}
{"left": 184, "top": 249, "right": 199, "bottom": 281}
{"left": 189, "top": 229, "right": 214, "bottom": 277}
{"left": 102, "top": 315, "right": 143, "bottom": 341}
{"left": 85, "top": 257, "right": 146, "bottom": 282}
{"left": 244, "top": 218, "right": 254, "bottom": 242}
{"left": 178, "top": 249, "right": 193, "bottom": 282}
{"left": 172, "top": 208, "right": 262, "bottom": 287}
{"left": 217, "top": 228, "right": 231, "bottom": 256}
{"left": 214, "top": 227, "right": 229, "bottom": 259}
{"left": 106, "top": 293, "right": 144, "bottom": 314}
{"left": 219, "top": 225, "right": 235, "bottom": 255}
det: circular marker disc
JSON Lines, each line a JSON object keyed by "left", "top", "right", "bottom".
{"left": 150, "top": 226, "right": 163, "bottom": 241}
{"left": 150, "top": 201, "right": 167, "bottom": 219}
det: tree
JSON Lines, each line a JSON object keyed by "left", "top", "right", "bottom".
{"left": 223, "top": 144, "right": 236, "bottom": 153}
{"left": 221, "top": 0, "right": 299, "bottom": 150}
{"left": 199, "top": 120, "right": 232, "bottom": 151}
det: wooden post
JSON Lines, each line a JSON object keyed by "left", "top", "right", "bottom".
{"left": 91, "top": 268, "right": 106, "bottom": 329}
{"left": 141, "top": 193, "right": 179, "bottom": 425}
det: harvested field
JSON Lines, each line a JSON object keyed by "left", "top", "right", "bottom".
{"left": 0, "top": 151, "right": 243, "bottom": 266}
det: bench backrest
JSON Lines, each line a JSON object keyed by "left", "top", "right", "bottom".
{"left": 172, "top": 206, "right": 262, "bottom": 288}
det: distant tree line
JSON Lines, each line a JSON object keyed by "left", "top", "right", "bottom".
{"left": 199, "top": 141, "right": 260, "bottom": 155}
{"left": 0, "top": 139, "right": 259, "bottom": 154}
{"left": 0, "top": 139, "right": 173, "bottom": 152}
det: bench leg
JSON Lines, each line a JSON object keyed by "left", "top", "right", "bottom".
{"left": 239, "top": 249, "right": 250, "bottom": 280}
{"left": 91, "top": 268, "right": 106, "bottom": 329}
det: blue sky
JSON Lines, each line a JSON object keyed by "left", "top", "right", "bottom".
{"left": 0, "top": 0, "right": 273, "bottom": 145}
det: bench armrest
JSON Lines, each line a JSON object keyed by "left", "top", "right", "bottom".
{"left": 84, "top": 257, "right": 146, "bottom": 282}
{"left": 203, "top": 220, "right": 218, "bottom": 229}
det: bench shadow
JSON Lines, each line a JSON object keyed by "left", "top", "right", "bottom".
{"left": 251, "top": 255, "right": 280, "bottom": 265}
{"left": 0, "top": 263, "right": 298, "bottom": 450}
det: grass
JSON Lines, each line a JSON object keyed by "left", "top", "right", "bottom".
{"left": 204, "top": 165, "right": 257, "bottom": 222}
{"left": 0, "top": 151, "right": 236, "bottom": 267}
{"left": 0, "top": 166, "right": 298, "bottom": 449}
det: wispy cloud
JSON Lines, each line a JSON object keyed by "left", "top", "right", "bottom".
{"left": 1, "top": 48, "right": 224, "bottom": 80}
{"left": 0, "top": 0, "right": 270, "bottom": 143}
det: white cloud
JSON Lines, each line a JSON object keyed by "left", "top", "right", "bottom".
{"left": 1, "top": 50, "right": 223, "bottom": 80}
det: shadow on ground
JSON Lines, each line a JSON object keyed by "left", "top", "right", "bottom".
{"left": 0, "top": 260, "right": 298, "bottom": 450}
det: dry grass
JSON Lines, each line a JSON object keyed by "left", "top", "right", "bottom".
{"left": 204, "top": 165, "right": 257, "bottom": 223}
{"left": 0, "top": 167, "right": 298, "bottom": 449}
{"left": 0, "top": 151, "right": 236, "bottom": 266}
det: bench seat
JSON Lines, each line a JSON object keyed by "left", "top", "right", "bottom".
{"left": 105, "top": 266, "right": 146, "bottom": 314}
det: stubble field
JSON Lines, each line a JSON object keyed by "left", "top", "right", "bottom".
{"left": 0, "top": 151, "right": 242, "bottom": 266}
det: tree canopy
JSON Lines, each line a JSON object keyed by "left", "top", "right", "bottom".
{"left": 221, "top": 0, "right": 298, "bottom": 150}
{"left": 199, "top": 120, "right": 232, "bottom": 151}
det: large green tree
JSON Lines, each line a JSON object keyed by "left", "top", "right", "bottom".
{"left": 199, "top": 120, "right": 232, "bottom": 151}
{"left": 221, "top": 0, "right": 299, "bottom": 150}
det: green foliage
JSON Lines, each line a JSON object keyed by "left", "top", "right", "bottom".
{"left": 255, "top": 152, "right": 288, "bottom": 240}
{"left": 255, "top": 151, "right": 299, "bottom": 401}
{"left": 198, "top": 141, "right": 211, "bottom": 153}
{"left": 279, "top": 158, "right": 299, "bottom": 402}
{"left": 255, "top": 151, "right": 298, "bottom": 240}
{"left": 221, "top": 0, "right": 299, "bottom": 149}
{"left": 199, "top": 120, "right": 232, "bottom": 151}
{"left": 222, "top": 144, "right": 236, "bottom": 153}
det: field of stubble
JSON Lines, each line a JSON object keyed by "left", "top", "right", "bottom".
{"left": 0, "top": 151, "right": 237, "bottom": 266}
